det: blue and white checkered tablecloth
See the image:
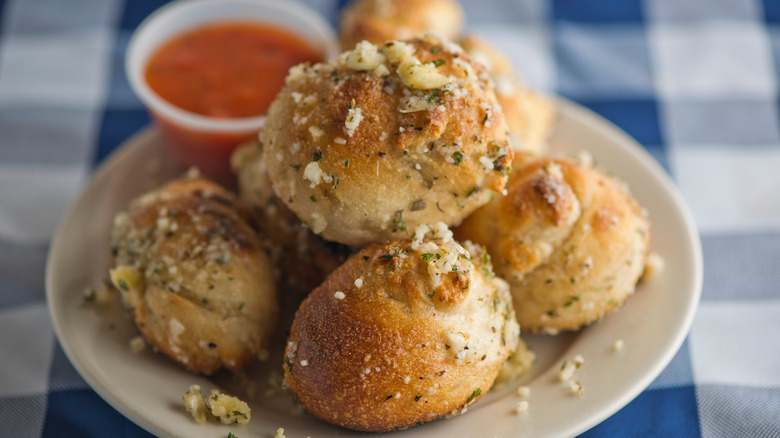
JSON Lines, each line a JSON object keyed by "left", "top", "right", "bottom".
{"left": 1, "top": 0, "right": 779, "bottom": 436}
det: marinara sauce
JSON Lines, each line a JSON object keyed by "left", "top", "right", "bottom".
{"left": 145, "top": 22, "right": 322, "bottom": 118}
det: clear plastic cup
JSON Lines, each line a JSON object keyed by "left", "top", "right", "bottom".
{"left": 126, "top": 0, "right": 339, "bottom": 178}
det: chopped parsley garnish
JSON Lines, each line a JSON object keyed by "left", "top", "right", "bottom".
{"left": 233, "top": 411, "right": 248, "bottom": 419}
{"left": 228, "top": 433, "right": 239, "bottom": 438}
{"left": 391, "top": 210, "right": 406, "bottom": 232}
{"left": 117, "top": 278, "right": 129, "bottom": 291}
{"left": 422, "top": 253, "right": 434, "bottom": 261}
{"left": 379, "top": 254, "right": 393, "bottom": 260}
{"left": 426, "top": 88, "right": 446, "bottom": 104}
{"left": 427, "top": 59, "right": 446, "bottom": 67}
{"left": 452, "top": 151, "right": 463, "bottom": 165}
{"left": 345, "top": 158, "right": 350, "bottom": 167}
{"left": 310, "top": 195, "right": 317, "bottom": 202}
{"left": 431, "top": 46, "right": 440, "bottom": 54}
{"left": 466, "top": 387, "right": 482, "bottom": 404}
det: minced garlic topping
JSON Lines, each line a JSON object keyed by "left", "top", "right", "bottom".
{"left": 381, "top": 40, "right": 452, "bottom": 89}
{"left": 496, "top": 341, "right": 536, "bottom": 384}
{"left": 183, "top": 385, "right": 209, "bottom": 424}
{"left": 399, "top": 62, "right": 451, "bottom": 90}
{"left": 129, "top": 336, "right": 146, "bottom": 353}
{"left": 303, "top": 161, "right": 323, "bottom": 187}
{"left": 207, "top": 391, "right": 251, "bottom": 425}
{"left": 408, "top": 223, "right": 473, "bottom": 289}
{"left": 444, "top": 330, "right": 469, "bottom": 358}
{"left": 544, "top": 162, "right": 564, "bottom": 180}
{"left": 183, "top": 385, "right": 251, "bottom": 425}
{"left": 345, "top": 106, "right": 363, "bottom": 137}
{"left": 642, "top": 252, "right": 665, "bottom": 281}
{"left": 345, "top": 40, "right": 386, "bottom": 71}
{"left": 310, "top": 212, "right": 327, "bottom": 234}
{"left": 558, "top": 355, "right": 585, "bottom": 398}
{"left": 109, "top": 265, "right": 144, "bottom": 293}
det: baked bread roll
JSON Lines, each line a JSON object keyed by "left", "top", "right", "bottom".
{"left": 284, "top": 224, "right": 520, "bottom": 431}
{"left": 459, "top": 34, "right": 555, "bottom": 154}
{"left": 109, "top": 174, "right": 278, "bottom": 374}
{"left": 339, "top": 0, "right": 464, "bottom": 50}
{"left": 261, "top": 35, "right": 513, "bottom": 246}
{"left": 455, "top": 155, "right": 650, "bottom": 334}
{"left": 231, "top": 141, "right": 353, "bottom": 295}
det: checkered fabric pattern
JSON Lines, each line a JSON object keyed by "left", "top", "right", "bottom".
{"left": 0, "top": 0, "right": 778, "bottom": 436}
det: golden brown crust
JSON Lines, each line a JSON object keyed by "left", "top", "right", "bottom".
{"left": 231, "top": 141, "right": 353, "bottom": 295}
{"left": 262, "top": 36, "right": 513, "bottom": 246}
{"left": 455, "top": 156, "right": 650, "bottom": 334}
{"left": 284, "top": 237, "right": 519, "bottom": 431}
{"left": 339, "top": 0, "right": 464, "bottom": 50}
{"left": 459, "top": 34, "right": 556, "bottom": 154}
{"left": 110, "top": 176, "right": 279, "bottom": 374}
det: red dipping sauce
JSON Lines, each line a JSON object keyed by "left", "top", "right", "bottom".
{"left": 143, "top": 22, "right": 323, "bottom": 177}
{"left": 146, "top": 22, "right": 322, "bottom": 119}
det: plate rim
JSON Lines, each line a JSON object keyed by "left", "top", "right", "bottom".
{"left": 46, "top": 98, "right": 703, "bottom": 438}
{"left": 549, "top": 98, "right": 703, "bottom": 436}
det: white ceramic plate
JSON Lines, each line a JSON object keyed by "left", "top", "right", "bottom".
{"left": 46, "top": 99, "right": 702, "bottom": 438}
